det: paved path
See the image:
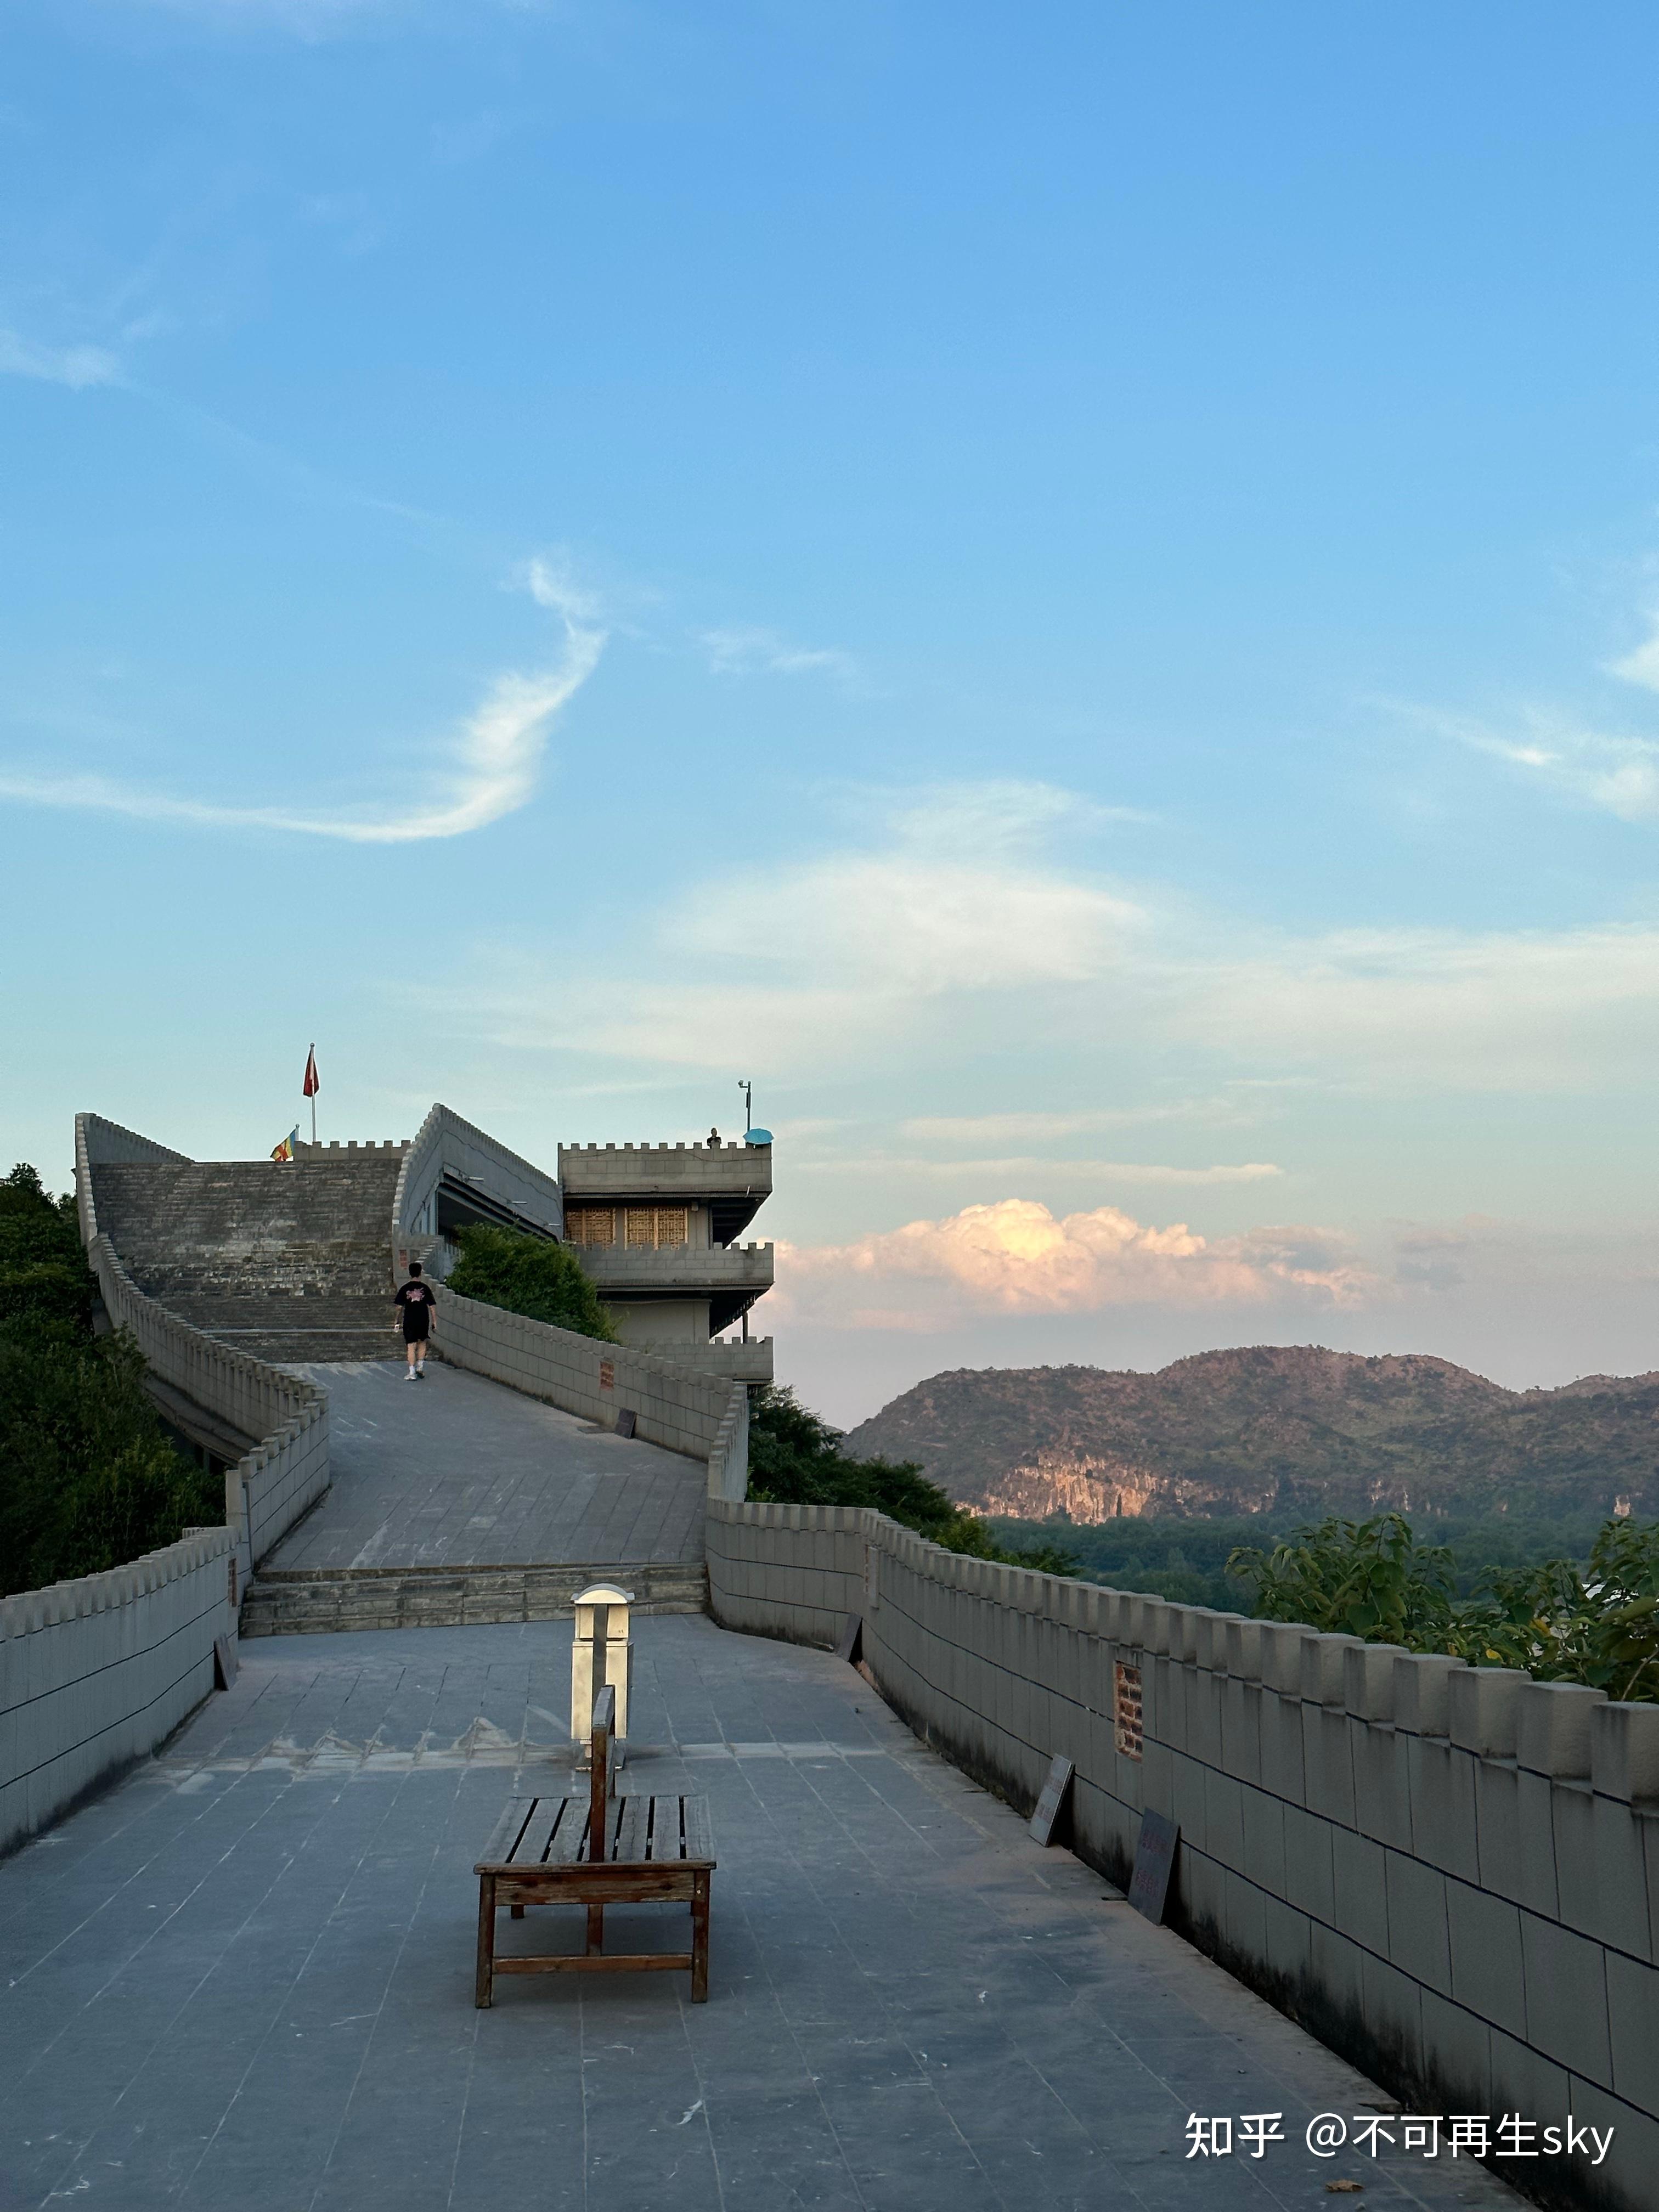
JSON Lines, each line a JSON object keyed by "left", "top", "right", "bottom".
{"left": 265, "top": 1361, "right": 706, "bottom": 1569}
{"left": 0, "top": 1617, "right": 1525, "bottom": 2212}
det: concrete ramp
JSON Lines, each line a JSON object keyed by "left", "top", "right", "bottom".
{"left": 241, "top": 1359, "right": 708, "bottom": 1633}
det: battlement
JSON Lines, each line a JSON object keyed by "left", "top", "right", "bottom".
{"left": 295, "top": 1139, "right": 408, "bottom": 1155}
{"left": 558, "top": 1141, "right": 771, "bottom": 1230}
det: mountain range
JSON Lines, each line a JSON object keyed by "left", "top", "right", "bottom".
{"left": 837, "top": 1346, "right": 1659, "bottom": 1522}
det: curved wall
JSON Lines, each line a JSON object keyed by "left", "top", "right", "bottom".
{"left": 709, "top": 1498, "right": 1659, "bottom": 2212}
{"left": 0, "top": 1119, "right": 334, "bottom": 1851}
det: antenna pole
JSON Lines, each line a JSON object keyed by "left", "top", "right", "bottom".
{"left": 738, "top": 1078, "right": 752, "bottom": 1135}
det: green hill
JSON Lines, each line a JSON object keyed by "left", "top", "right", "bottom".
{"left": 838, "top": 1345, "right": 1659, "bottom": 1525}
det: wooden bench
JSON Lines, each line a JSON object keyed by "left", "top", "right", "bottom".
{"left": 473, "top": 1685, "right": 715, "bottom": 2005}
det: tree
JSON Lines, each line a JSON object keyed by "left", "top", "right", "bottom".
{"left": 445, "top": 1223, "right": 619, "bottom": 1341}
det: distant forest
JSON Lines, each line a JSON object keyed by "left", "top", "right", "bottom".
{"left": 986, "top": 1504, "right": 1621, "bottom": 1611}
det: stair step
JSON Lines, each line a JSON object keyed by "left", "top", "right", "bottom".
{"left": 240, "top": 1562, "right": 708, "bottom": 1635}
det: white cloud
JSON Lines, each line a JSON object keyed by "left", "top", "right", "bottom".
{"left": 900, "top": 1102, "right": 1250, "bottom": 1144}
{"left": 1469, "top": 721, "right": 1659, "bottom": 825}
{"left": 0, "top": 330, "right": 119, "bottom": 390}
{"left": 1170, "top": 920, "right": 1659, "bottom": 1090}
{"left": 775, "top": 1198, "right": 1377, "bottom": 1328}
{"left": 425, "top": 776, "right": 1659, "bottom": 1093}
{"left": 699, "top": 625, "right": 855, "bottom": 681}
{"left": 791, "top": 1153, "right": 1283, "bottom": 1187}
{"left": 0, "top": 558, "right": 603, "bottom": 844}
{"left": 1607, "top": 615, "right": 1659, "bottom": 693}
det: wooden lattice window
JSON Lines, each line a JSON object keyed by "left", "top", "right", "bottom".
{"left": 625, "top": 1207, "right": 689, "bottom": 1249}
{"left": 565, "top": 1207, "right": 616, "bottom": 1249}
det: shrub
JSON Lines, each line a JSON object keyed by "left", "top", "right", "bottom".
{"left": 446, "top": 1222, "right": 619, "bottom": 1342}
{"left": 1229, "top": 1508, "right": 1659, "bottom": 1701}
{"left": 746, "top": 1386, "right": 1076, "bottom": 1575}
{"left": 0, "top": 1164, "right": 218, "bottom": 1596}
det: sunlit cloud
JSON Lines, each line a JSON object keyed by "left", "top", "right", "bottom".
{"left": 774, "top": 1198, "right": 1378, "bottom": 1329}
{"left": 0, "top": 558, "right": 603, "bottom": 844}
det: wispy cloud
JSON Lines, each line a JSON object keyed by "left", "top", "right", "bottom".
{"left": 699, "top": 624, "right": 855, "bottom": 681}
{"left": 899, "top": 1102, "right": 1246, "bottom": 1145}
{"left": 426, "top": 776, "right": 1659, "bottom": 1092}
{"left": 0, "top": 558, "right": 604, "bottom": 844}
{"left": 789, "top": 1153, "right": 1283, "bottom": 1187}
{"left": 1462, "top": 716, "right": 1659, "bottom": 825}
{"left": 0, "top": 329, "right": 120, "bottom": 390}
{"left": 775, "top": 1199, "right": 1375, "bottom": 1328}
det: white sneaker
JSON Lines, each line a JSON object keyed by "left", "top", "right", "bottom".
{"left": 404, "top": 1369, "right": 415, "bottom": 1381}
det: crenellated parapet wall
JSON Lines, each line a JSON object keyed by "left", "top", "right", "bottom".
{"left": 0, "top": 1116, "right": 339, "bottom": 1851}
{"left": 75, "top": 1115, "right": 331, "bottom": 1593}
{"left": 436, "top": 1284, "right": 748, "bottom": 1500}
{"left": 708, "top": 1499, "right": 1659, "bottom": 2212}
{"left": 0, "top": 1527, "right": 234, "bottom": 1855}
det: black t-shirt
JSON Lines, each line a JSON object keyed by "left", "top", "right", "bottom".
{"left": 394, "top": 1281, "right": 437, "bottom": 1331}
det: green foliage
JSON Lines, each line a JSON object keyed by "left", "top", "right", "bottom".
{"left": 990, "top": 1502, "right": 1623, "bottom": 1613}
{"left": 1227, "top": 1508, "right": 1659, "bottom": 1702}
{"left": 988, "top": 1515, "right": 1268, "bottom": 1609}
{"left": 1228, "top": 1513, "right": 1458, "bottom": 1643}
{"left": 447, "top": 1223, "right": 619, "bottom": 1342}
{"left": 0, "top": 1164, "right": 218, "bottom": 1597}
{"left": 746, "top": 1386, "right": 1077, "bottom": 1575}
{"left": 1441, "top": 1518, "right": 1659, "bottom": 1701}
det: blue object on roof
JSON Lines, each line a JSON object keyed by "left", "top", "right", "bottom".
{"left": 744, "top": 1127, "right": 774, "bottom": 1146}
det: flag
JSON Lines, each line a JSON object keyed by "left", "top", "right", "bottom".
{"left": 271, "top": 1126, "right": 298, "bottom": 1164}
{"left": 303, "top": 1046, "right": 320, "bottom": 1099}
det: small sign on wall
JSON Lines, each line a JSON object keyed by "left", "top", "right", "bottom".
{"left": 1028, "top": 1754, "right": 1075, "bottom": 1847}
{"left": 1127, "top": 1809, "right": 1180, "bottom": 1923}
{"left": 1114, "top": 1660, "right": 1143, "bottom": 1759}
{"left": 599, "top": 1359, "right": 614, "bottom": 1390}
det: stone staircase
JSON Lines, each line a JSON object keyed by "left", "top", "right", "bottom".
{"left": 240, "top": 1560, "right": 708, "bottom": 1635}
{"left": 91, "top": 1147, "right": 407, "bottom": 1363}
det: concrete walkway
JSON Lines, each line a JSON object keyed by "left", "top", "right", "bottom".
{"left": 266, "top": 1361, "right": 706, "bottom": 1570}
{"left": 0, "top": 1617, "right": 1525, "bottom": 2212}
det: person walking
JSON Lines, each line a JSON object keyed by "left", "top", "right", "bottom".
{"left": 394, "top": 1261, "right": 437, "bottom": 1380}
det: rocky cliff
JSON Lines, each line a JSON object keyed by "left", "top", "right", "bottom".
{"left": 838, "top": 1346, "right": 1659, "bottom": 1522}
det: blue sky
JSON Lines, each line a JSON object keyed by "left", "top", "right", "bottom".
{"left": 7, "top": 1, "right": 1659, "bottom": 1421}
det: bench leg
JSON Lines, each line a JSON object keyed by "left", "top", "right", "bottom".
{"left": 475, "top": 1876, "right": 496, "bottom": 2008}
{"left": 690, "top": 1873, "right": 710, "bottom": 2003}
{"left": 585, "top": 1903, "right": 604, "bottom": 1956}
{"left": 510, "top": 1902, "right": 524, "bottom": 1918}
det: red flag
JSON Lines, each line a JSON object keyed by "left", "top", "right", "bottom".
{"left": 302, "top": 1046, "right": 320, "bottom": 1099}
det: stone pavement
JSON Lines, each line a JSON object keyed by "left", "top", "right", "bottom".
{"left": 266, "top": 1359, "right": 706, "bottom": 1570}
{"left": 0, "top": 1617, "right": 1527, "bottom": 2212}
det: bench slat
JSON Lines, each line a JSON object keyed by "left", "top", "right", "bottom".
{"left": 646, "top": 1796, "right": 680, "bottom": 1861}
{"left": 681, "top": 1796, "right": 714, "bottom": 1861}
{"left": 477, "top": 1798, "right": 537, "bottom": 1869}
{"left": 545, "top": 1798, "right": 590, "bottom": 1864}
{"left": 611, "top": 1797, "right": 646, "bottom": 1865}
{"left": 516, "top": 1799, "right": 567, "bottom": 1867}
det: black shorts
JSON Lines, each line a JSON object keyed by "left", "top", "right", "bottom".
{"left": 402, "top": 1316, "right": 430, "bottom": 1344}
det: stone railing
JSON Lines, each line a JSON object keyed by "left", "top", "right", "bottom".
{"left": 0, "top": 1527, "right": 233, "bottom": 1854}
{"left": 579, "top": 1241, "right": 774, "bottom": 1290}
{"left": 76, "top": 1115, "right": 330, "bottom": 1593}
{"left": 707, "top": 1499, "right": 1659, "bottom": 2212}
{"left": 436, "top": 1286, "right": 748, "bottom": 1499}
{"left": 0, "top": 1115, "right": 338, "bottom": 1850}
